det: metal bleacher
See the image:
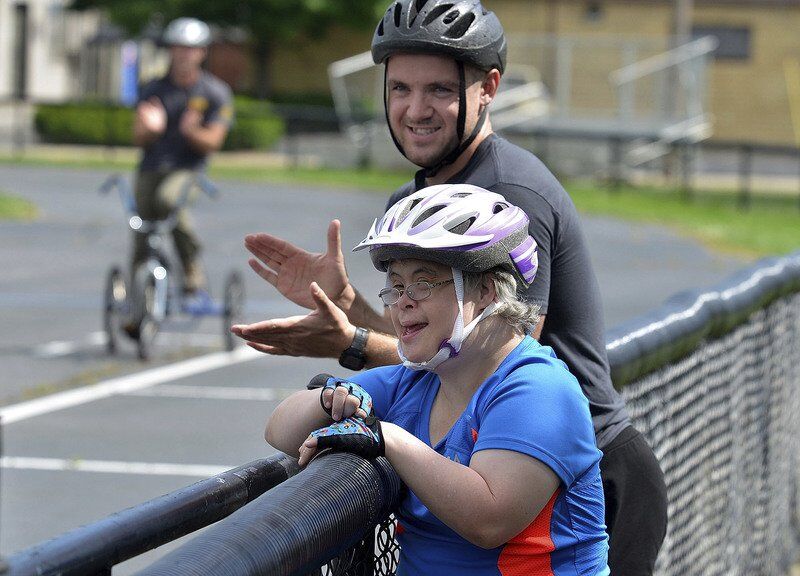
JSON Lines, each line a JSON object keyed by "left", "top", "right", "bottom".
{"left": 327, "top": 33, "right": 719, "bottom": 175}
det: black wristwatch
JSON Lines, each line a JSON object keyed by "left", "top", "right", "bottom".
{"left": 339, "top": 327, "right": 369, "bottom": 371}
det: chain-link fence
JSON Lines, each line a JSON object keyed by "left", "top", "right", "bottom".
{"left": 312, "top": 516, "right": 400, "bottom": 576}
{"left": 622, "top": 292, "right": 800, "bottom": 575}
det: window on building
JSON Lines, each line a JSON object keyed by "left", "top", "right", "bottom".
{"left": 692, "top": 25, "right": 751, "bottom": 60}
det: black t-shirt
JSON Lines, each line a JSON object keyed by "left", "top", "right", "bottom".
{"left": 138, "top": 71, "right": 233, "bottom": 172}
{"left": 386, "top": 134, "right": 630, "bottom": 448}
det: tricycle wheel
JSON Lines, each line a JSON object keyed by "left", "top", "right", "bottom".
{"left": 103, "top": 267, "right": 128, "bottom": 354}
{"left": 134, "top": 274, "right": 161, "bottom": 360}
{"left": 223, "top": 271, "right": 245, "bottom": 351}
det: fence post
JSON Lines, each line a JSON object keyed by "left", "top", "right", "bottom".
{"left": 737, "top": 144, "right": 752, "bottom": 209}
{"left": 679, "top": 141, "right": 695, "bottom": 200}
{"left": 535, "top": 130, "right": 550, "bottom": 169}
{"left": 609, "top": 136, "right": 624, "bottom": 191}
{"left": 797, "top": 148, "right": 800, "bottom": 211}
{"left": 11, "top": 100, "right": 26, "bottom": 159}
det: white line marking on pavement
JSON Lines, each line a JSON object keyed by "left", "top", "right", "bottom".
{"left": 0, "top": 347, "right": 261, "bottom": 425}
{"left": 34, "top": 331, "right": 226, "bottom": 358}
{"left": 34, "top": 331, "right": 107, "bottom": 358}
{"left": 0, "top": 456, "right": 231, "bottom": 478}
{"left": 126, "top": 384, "right": 296, "bottom": 401}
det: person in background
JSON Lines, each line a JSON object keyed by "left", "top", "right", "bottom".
{"left": 233, "top": 1, "right": 667, "bottom": 572}
{"left": 132, "top": 17, "right": 233, "bottom": 314}
{"left": 266, "top": 184, "right": 610, "bottom": 576}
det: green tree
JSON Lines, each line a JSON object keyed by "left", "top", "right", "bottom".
{"left": 71, "top": 0, "right": 386, "bottom": 97}
{"left": 70, "top": 0, "right": 184, "bottom": 38}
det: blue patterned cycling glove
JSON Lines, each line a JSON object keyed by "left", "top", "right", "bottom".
{"left": 310, "top": 417, "right": 384, "bottom": 459}
{"left": 311, "top": 374, "right": 374, "bottom": 418}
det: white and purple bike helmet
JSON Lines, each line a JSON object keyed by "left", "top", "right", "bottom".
{"left": 354, "top": 183, "right": 538, "bottom": 371}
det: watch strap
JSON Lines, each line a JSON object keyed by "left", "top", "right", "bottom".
{"left": 338, "top": 327, "right": 369, "bottom": 370}
{"left": 350, "top": 326, "right": 368, "bottom": 352}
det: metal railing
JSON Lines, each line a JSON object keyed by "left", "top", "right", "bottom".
{"left": 6, "top": 251, "right": 800, "bottom": 575}
{"left": 4, "top": 455, "right": 300, "bottom": 576}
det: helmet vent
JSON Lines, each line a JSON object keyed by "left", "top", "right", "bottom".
{"left": 377, "top": 20, "right": 385, "bottom": 36}
{"left": 443, "top": 9, "right": 461, "bottom": 25}
{"left": 447, "top": 216, "right": 476, "bottom": 235}
{"left": 452, "top": 192, "right": 471, "bottom": 198}
{"left": 407, "top": 197, "right": 424, "bottom": 213}
{"left": 412, "top": 205, "right": 446, "bottom": 228}
{"left": 445, "top": 13, "right": 475, "bottom": 38}
{"left": 492, "top": 202, "right": 509, "bottom": 214}
{"left": 396, "top": 197, "right": 423, "bottom": 225}
{"left": 393, "top": 2, "right": 403, "bottom": 28}
{"left": 412, "top": 0, "right": 429, "bottom": 22}
{"left": 423, "top": 4, "right": 454, "bottom": 26}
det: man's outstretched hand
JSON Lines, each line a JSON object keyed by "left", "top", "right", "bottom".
{"left": 136, "top": 97, "right": 167, "bottom": 136}
{"left": 230, "top": 282, "right": 355, "bottom": 359}
{"left": 245, "top": 220, "right": 354, "bottom": 312}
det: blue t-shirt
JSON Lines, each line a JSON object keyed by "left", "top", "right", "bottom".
{"left": 350, "top": 336, "right": 609, "bottom": 576}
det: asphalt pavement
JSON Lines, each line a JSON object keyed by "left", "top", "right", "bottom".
{"left": 0, "top": 164, "right": 747, "bottom": 573}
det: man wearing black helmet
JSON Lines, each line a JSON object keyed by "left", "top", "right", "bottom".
{"left": 132, "top": 17, "right": 233, "bottom": 313}
{"left": 233, "top": 1, "right": 667, "bottom": 572}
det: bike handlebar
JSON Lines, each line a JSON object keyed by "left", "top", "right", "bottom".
{"left": 100, "top": 171, "right": 219, "bottom": 232}
{"left": 195, "top": 173, "right": 220, "bottom": 199}
{"left": 98, "top": 174, "right": 137, "bottom": 214}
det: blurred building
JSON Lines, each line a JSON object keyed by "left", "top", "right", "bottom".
{"left": 6, "top": 0, "right": 800, "bottom": 150}
{"left": 275, "top": 0, "right": 800, "bottom": 148}
{"left": 493, "top": 0, "right": 800, "bottom": 147}
{"left": 0, "top": 1, "right": 248, "bottom": 105}
{"left": 0, "top": 0, "right": 104, "bottom": 102}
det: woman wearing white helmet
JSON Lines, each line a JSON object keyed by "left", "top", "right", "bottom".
{"left": 266, "top": 184, "right": 610, "bottom": 575}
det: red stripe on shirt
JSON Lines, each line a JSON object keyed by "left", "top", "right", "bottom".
{"left": 497, "top": 488, "right": 560, "bottom": 576}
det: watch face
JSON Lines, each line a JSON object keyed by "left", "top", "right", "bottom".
{"left": 339, "top": 350, "right": 366, "bottom": 371}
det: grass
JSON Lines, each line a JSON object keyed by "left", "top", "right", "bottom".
{"left": 0, "top": 150, "right": 413, "bottom": 192}
{"left": 208, "top": 164, "right": 413, "bottom": 191}
{"left": 0, "top": 191, "right": 37, "bottom": 220}
{"left": 1, "top": 149, "right": 797, "bottom": 258}
{"left": 0, "top": 153, "right": 136, "bottom": 172}
{"left": 566, "top": 181, "right": 800, "bottom": 258}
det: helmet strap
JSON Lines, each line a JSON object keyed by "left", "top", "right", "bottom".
{"left": 383, "top": 65, "right": 407, "bottom": 158}
{"left": 422, "top": 102, "right": 487, "bottom": 178}
{"left": 398, "top": 268, "right": 498, "bottom": 372}
{"left": 456, "top": 61, "right": 468, "bottom": 141}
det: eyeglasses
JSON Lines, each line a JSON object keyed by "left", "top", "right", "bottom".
{"left": 378, "top": 279, "right": 455, "bottom": 306}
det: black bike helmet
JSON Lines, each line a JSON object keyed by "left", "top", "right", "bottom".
{"left": 371, "top": 0, "right": 506, "bottom": 73}
{"left": 371, "top": 0, "right": 507, "bottom": 178}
